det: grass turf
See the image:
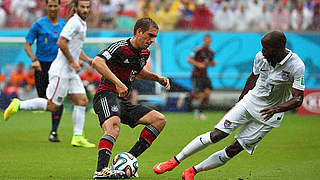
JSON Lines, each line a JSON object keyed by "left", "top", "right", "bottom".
{"left": 0, "top": 111, "right": 319, "bottom": 179}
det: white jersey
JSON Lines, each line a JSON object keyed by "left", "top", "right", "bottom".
{"left": 239, "top": 49, "right": 305, "bottom": 127}
{"left": 49, "top": 14, "right": 87, "bottom": 78}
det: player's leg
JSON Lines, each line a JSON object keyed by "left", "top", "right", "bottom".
{"left": 182, "top": 118, "right": 273, "bottom": 179}
{"left": 92, "top": 92, "right": 125, "bottom": 178}
{"left": 191, "top": 76, "right": 206, "bottom": 119}
{"left": 127, "top": 109, "right": 166, "bottom": 158}
{"left": 153, "top": 104, "right": 249, "bottom": 174}
{"left": 35, "top": 62, "right": 63, "bottom": 142}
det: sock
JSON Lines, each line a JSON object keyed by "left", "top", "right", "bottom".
{"left": 72, "top": 105, "right": 86, "bottom": 136}
{"left": 129, "top": 125, "right": 160, "bottom": 158}
{"left": 51, "top": 104, "right": 63, "bottom": 133}
{"left": 194, "top": 148, "right": 231, "bottom": 172}
{"left": 19, "top": 98, "right": 47, "bottom": 110}
{"left": 97, "top": 135, "right": 115, "bottom": 171}
{"left": 176, "top": 132, "right": 212, "bottom": 162}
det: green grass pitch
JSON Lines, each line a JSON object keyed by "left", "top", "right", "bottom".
{"left": 0, "top": 111, "right": 319, "bottom": 179}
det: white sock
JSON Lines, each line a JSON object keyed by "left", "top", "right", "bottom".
{"left": 194, "top": 148, "right": 231, "bottom": 172}
{"left": 176, "top": 132, "right": 212, "bottom": 162}
{"left": 72, "top": 105, "right": 86, "bottom": 136}
{"left": 19, "top": 98, "right": 47, "bottom": 111}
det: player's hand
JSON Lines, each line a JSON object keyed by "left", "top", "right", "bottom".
{"left": 32, "top": 60, "right": 42, "bottom": 71}
{"left": 158, "top": 76, "right": 170, "bottom": 90}
{"left": 197, "top": 62, "right": 206, "bottom": 69}
{"left": 71, "top": 61, "right": 81, "bottom": 73}
{"left": 115, "top": 82, "right": 128, "bottom": 97}
{"left": 260, "top": 106, "right": 280, "bottom": 121}
{"left": 79, "top": 59, "right": 84, "bottom": 68}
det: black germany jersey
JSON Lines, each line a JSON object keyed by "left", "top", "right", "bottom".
{"left": 95, "top": 38, "right": 150, "bottom": 95}
{"left": 190, "top": 46, "right": 214, "bottom": 77}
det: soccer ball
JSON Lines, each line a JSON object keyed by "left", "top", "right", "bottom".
{"left": 111, "top": 152, "right": 139, "bottom": 178}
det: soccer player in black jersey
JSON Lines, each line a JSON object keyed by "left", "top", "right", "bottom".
{"left": 92, "top": 18, "right": 170, "bottom": 179}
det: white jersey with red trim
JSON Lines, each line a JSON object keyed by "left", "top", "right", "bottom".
{"left": 238, "top": 49, "right": 305, "bottom": 127}
{"left": 49, "top": 14, "right": 87, "bottom": 78}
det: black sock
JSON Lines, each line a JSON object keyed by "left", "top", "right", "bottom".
{"left": 97, "top": 135, "right": 115, "bottom": 171}
{"left": 51, "top": 105, "right": 63, "bottom": 133}
{"left": 129, "top": 125, "right": 159, "bottom": 158}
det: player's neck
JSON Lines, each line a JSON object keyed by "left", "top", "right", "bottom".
{"left": 48, "top": 16, "right": 58, "bottom": 25}
{"left": 130, "top": 37, "right": 141, "bottom": 51}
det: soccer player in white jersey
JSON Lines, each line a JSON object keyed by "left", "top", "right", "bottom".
{"left": 4, "top": 0, "right": 95, "bottom": 148}
{"left": 153, "top": 31, "right": 305, "bottom": 180}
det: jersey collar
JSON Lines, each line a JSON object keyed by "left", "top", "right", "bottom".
{"left": 127, "top": 38, "right": 141, "bottom": 54}
{"left": 74, "top": 13, "right": 86, "bottom": 25}
{"left": 279, "top": 49, "right": 292, "bottom": 65}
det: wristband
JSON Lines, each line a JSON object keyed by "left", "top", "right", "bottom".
{"left": 32, "top": 57, "right": 38, "bottom": 62}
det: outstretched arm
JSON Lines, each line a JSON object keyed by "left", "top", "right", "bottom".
{"left": 92, "top": 56, "right": 128, "bottom": 97}
{"left": 136, "top": 67, "right": 170, "bottom": 90}
{"left": 260, "top": 88, "right": 304, "bottom": 121}
{"left": 238, "top": 72, "right": 259, "bottom": 101}
{"left": 80, "top": 50, "right": 92, "bottom": 65}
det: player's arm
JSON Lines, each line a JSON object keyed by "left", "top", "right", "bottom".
{"left": 24, "top": 42, "right": 42, "bottom": 71}
{"left": 260, "top": 88, "right": 304, "bottom": 121}
{"left": 57, "top": 36, "right": 80, "bottom": 72}
{"left": 238, "top": 72, "right": 259, "bottom": 101}
{"left": 207, "top": 59, "right": 217, "bottom": 66}
{"left": 136, "top": 67, "right": 170, "bottom": 90}
{"left": 187, "top": 57, "right": 206, "bottom": 69}
{"left": 80, "top": 50, "right": 92, "bottom": 65}
{"left": 92, "top": 56, "right": 128, "bottom": 97}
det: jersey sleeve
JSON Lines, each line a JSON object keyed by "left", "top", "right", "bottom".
{"left": 25, "top": 22, "right": 39, "bottom": 44}
{"left": 292, "top": 64, "right": 305, "bottom": 91}
{"left": 96, "top": 43, "right": 121, "bottom": 62}
{"left": 189, "top": 47, "right": 200, "bottom": 59}
{"left": 60, "top": 19, "right": 79, "bottom": 40}
{"left": 252, "top": 52, "right": 262, "bottom": 75}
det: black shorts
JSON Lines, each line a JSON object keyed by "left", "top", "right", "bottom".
{"left": 93, "top": 91, "right": 153, "bottom": 128}
{"left": 34, "top": 61, "right": 52, "bottom": 98}
{"left": 191, "top": 75, "right": 213, "bottom": 93}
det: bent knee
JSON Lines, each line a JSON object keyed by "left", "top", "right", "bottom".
{"left": 47, "top": 101, "right": 60, "bottom": 112}
{"left": 77, "top": 97, "right": 89, "bottom": 106}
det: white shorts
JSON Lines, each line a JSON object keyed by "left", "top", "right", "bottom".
{"left": 215, "top": 104, "right": 273, "bottom": 154}
{"left": 46, "top": 75, "right": 86, "bottom": 106}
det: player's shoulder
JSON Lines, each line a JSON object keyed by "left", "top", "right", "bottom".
{"left": 34, "top": 16, "right": 49, "bottom": 25}
{"left": 107, "top": 39, "right": 129, "bottom": 53}
{"left": 288, "top": 52, "right": 305, "bottom": 72}
{"left": 254, "top": 51, "right": 264, "bottom": 62}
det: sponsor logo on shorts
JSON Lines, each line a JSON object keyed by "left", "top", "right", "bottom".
{"left": 224, "top": 120, "right": 232, "bottom": 128}
{"left": 199, "top": 137, "right": 205, "bottom": 145}
{"left": 111, "top": 105, "right": 119, "bottom": 112}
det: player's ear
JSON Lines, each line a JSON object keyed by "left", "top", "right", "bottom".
{"left": 137, "top": 28, "right": 143, "bottom": 36}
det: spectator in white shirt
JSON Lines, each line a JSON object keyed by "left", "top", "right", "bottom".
{"left": 291, "top": 1, "right": 312, "bottom": 31}
{"left": 214, "top": 2, "right": 234, "bottom": 31}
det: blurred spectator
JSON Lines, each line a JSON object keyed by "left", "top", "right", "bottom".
{"left": 311, "top": 3, "right": 320, "bottom": 30}
{"left": 86, "top": 0, "right": 101, "bottom": 28}
{"left": 271, "top": 1, "right": 290, "bottom": 31}
{"left": 291, "top": 1, "right": 312, "bottom": 31}
{"left": 136, "top": 0, "right": 157, "bottom": 21}
{"left": 9, "top": 0, "right": 38, "bottom": 27}
{"left": 191, "top": 0, "right": 213, "bottom": 30}
{"left": 233, "top": 3, "right": 252, "bottom": 31}
{"left": 99, "top": 0, "right": 118, "bottom": 29}
{"left": 252, "top": 3, "right": 271, "bottom": 31}
{"left": 0, "top": 0, "right": 7, "bottom": 28}
{"left": 214, "top": 2, "right": 234, "bottom": 31}
{"left": 115, "top": 3, "right": 135, "bottom": 30}
{"left": 172, "top": 0, "right": 195, "bottom": 29}
{"left": 9, "top": 62, "right": 25, "bottom": 88}
{"left": 156, "top": 2, "right": 178, "bottom": 30}
{"left": 18, "top": 66, "right": 37, "bottom": 100}
{"left": 208, "top": 0, "right": 223, "bottom": 15}
{"left": 0, "top": 70, "right": 5, "bottom": 90}
{"left": 304, "top": 0, "right": 316, "bottom": 13}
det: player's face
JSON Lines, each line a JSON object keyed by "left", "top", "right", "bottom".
{"left": 76, "top": 0, "right": 91, "bottom": 21}
{"left": 46, "top": 0, "right": 60, "bottom": 19}
{"left": 203, "top": 36, "right": 211, "bottom": 48}
{"left": 261, "top": 39, "right": 279, "bottom": 64}
{"left": 137, "top": 26, "right": 158, "bottom": 49}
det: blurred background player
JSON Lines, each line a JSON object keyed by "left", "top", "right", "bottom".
{"left": 4, "top": 0, "right": 95, "bottom": 148}
{"left": 153, "top": 31, "right": 305, "bottom": 180}
{"left": 187, "top": 34, "right": 217, "bottom": 120}
{"left": 24, "top": 0, "right": 66, "bottom": 142}
{"left": 92, "top": 17, "right": 170, "bottom": 179}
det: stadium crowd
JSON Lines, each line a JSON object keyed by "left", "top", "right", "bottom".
{"left": 0, "top": 0, "right": 319, "bottom": 31}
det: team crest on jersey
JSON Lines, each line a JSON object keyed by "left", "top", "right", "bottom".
{"left": 111, "top": 105, "right": 119, "bottom": 112}
{"left": 224, "top": 120, "right": 232, "bottom": 128}
{"left": 282, "top": 71, "right": 290, "bottom": 81}
{"left": 102, "top": 51, "right": 112, "bottom": 60}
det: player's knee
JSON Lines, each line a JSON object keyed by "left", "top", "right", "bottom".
{"left": 77, "top": 97, "right": 89, "bottom": 106}
{"left": 210, "top": 128, "right": 229, "bottom": 143}
{"left": 156, "top": 113, "right": 166, "bottom": 128}
{"left": 47, "top": 101, "right": 60, "bottom": 112}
